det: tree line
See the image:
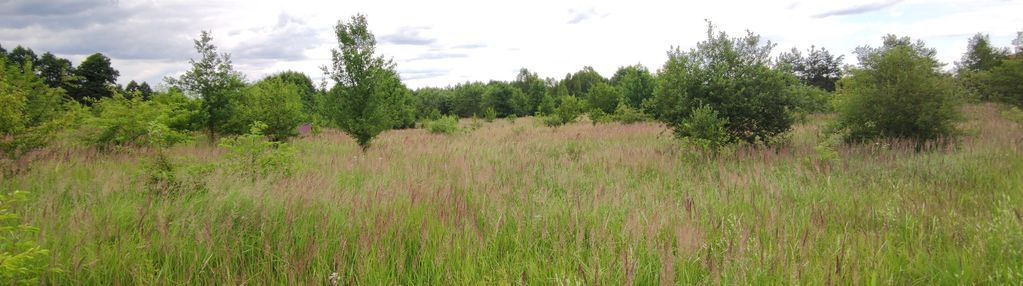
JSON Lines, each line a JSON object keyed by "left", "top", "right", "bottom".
{"left": 3, "top": 15, "right": 1022, "bottom": 156}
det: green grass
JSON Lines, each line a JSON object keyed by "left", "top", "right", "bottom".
{"left": 3, "top": 103, "right": 1022, "bottom": 284}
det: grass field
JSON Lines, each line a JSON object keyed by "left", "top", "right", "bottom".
{"left": 3, "top": 103, "right": 1023, "bottom": 284}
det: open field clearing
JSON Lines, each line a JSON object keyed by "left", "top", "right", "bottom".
{"left": 3, "top": 103, "right": 1022, "bottom": 284}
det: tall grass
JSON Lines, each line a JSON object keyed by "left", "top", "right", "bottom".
{"left": 2, "top": 103, "right": 1022, "bottom": 284}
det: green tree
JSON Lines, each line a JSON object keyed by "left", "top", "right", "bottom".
{"left": 563, "top": 66, "right": 606, "bottom": 96}
{"left": 956, "top": 33, "right": 1009, "bottom": 73}
{"left": 652, "top": 23, "right": 796, "bottom": 144}
{"left": 72, "top": 53, "right": 120, "bottom": 103}
{"left": 483, "top": 81, "right": 526, "bottom": 117}
{"left": 36, "top": 52, "right": 75, "bottom": 91}
{"left": 586, "top": 81, "right": 621, "bottom": 114}
{"left": 513, "top": 68, "right": 547, "bottom": 114}
{"left": 6, "top": 46, "right": 37, "bottom": 68}
{"left": 985, "top": 59, "right": 1023, "bottom": 106}
{"left": 611, "top": 64, "right": 654, "bottom": 108}
{"left": 261, "top": 71, "right": 317, "bottom": 119}
{"left": 450, "top": 82, "right": 486, "bottom": 117}
{"left": 321, "top": 14, "right": 409, "bottom": 151}
{"left": 834, "top": 35, "right": 961, "bottom": 142}
{"left": 776, "top": 46, "right": 844, "bottom": 91}
{"left": 167, "top": 31, "right": 245, "bottom": 141}
{"left": 236, "top": 77, "right": 306, "bottom": 141}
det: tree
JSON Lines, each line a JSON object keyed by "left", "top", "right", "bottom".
{"left": 167, "top": 31, "right": 245, "bottom": 141}
{"left": 834, "top": 35, "right": 961, "bottom": 142}
{"left": 262, "top": 71, "right": 317, "bottom": 118}
{"left": 513, "top": 68, "right": 547, "bottom": 114}
{"left": 652, "top": 23, "right": 796, "bottom": 144}
{"left": 450, "top": 81, "right": 486, "bottom": 117}
{"left": 956, "top": 33, "right": 1008, "bottom": 72}
{"left": 7, "top": 46, "right": 37, "bottom": 68}
{"left": 777, "top": 46, "right": 843, "bottom": 91}
{"left": 986, "top": 59, "right": 1023, "bottom": 106}
{"left": 236, "top": 77, "right": 306, "bottom": 141}
{"left": 73, "top": 53, "right": 120, "bottom": 103}
{"left": 563, "top": 66, "right": 606, "bottom": 96}
{"left": 36, "top": 52, "right": 75, "bottom": 90}
{"left": 321, "top": 14, "right": 409, "bottom": 151}
{"left": 610, "top": 64, "right": 654, "bottom": 108}
{"left": 482, "top": 81, "right": 527, "bottom": 117}
{"left": 586, "top": 81, "right": 621, "bottom": 114}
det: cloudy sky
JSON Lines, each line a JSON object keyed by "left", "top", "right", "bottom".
{"left": 1, "top": 0, "right": 1020, "bottom": 89}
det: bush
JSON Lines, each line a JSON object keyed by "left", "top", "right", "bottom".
{"left": 235, "top": 77, "right": 306, "bottom": 141}
{"left": 426, "top": 115, "right": 460, "bottom": 134}
{"left": 589, "top": 109, "right": 611, "bottom": 125}
{"left": 543, "top": 96, "right": 584, "bottom": 127}
{"left": 483, "top": 107, "right": 497, "bottom": 122}
{"left": 787, "top": 84, "right": 832, "bottom": 121}
{"left": 78, "top": 94, "right": 191, "bottom": 149}
{"left": 833, "top": 35, "right": 961, "bottom": 142}
{"left": 986, "top": 59, "right": 1023, "bottom": 106}
{"left": 611, "top": 102, "right": 651, "bottom": 124}
{"left": 218, "top": 121, "right": 295, "bottom": 182}
{"left": 674, "top": 105, "right": 729, "bottom": 150}
{"left": 0, "top": 190, "right": 58, "bottom": 284}
{"left": 652, "top": 23, "right": 796, "bottom": 144}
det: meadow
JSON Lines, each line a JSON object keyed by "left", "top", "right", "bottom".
{"left": 3, "top": 103, "right": 1023, "bottom": 285}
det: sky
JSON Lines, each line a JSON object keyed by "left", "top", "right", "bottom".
{"left": 1, "top": 0, "right": 1021, "bottom": 89}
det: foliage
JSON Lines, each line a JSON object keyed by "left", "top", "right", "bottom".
{"left": 985, "top": 59, "right": 1023, "bottom": 106}
{"left": 611, "top": 102, "right": 651, "bottom": 124}
{"left": 0, "top": 190, "right": 57, "bottom": 285}
{"left": 589, "top": 109, "right": 611, "bottom": 125}
{"left": 449, "top": 82, "right": 486, "bottom": 117}
{"left": 787, "top": 84, "right": 832, "bottom": 119}
{"left": 652, "top": 23, "right": 796, "bottom": 144}
{"left": 261, "top": 71, "right": 317, "bottom": 119}
{"left": 483, "top": 81, "right": 527, "bottom": 117}
{"left": 513, "top": 68, "right": 547, "bottom": 115}
{"left": 71, "top": 53, "right": 119, "bottom": 104}
{"left": 562, "top": 66, "right": 606, "bottom": 96}
{"left": 78, "top": 94, "right": 191, "bottom": 149}
{"left": 142, "top": 152, "right": 212, "bottom": 196}
{"left": 956, "top": 33, "right": 1009, "bottom": 73}
{"left": 674, "top": 104, "right": 729, "bottom": 150}
{"left": 236, "top": 77, "right": 306, "bottom": 141}
{"left": 543, "top": 95, "right": 583, "bottom": 127}
{"left": 483, "top": 107, "right": 497, "bottom": 122}
{"left": 776, "top": 46, "right": 843, "bottom": 91}
{"left": 610, "top": 64, "right": 654, "bottom": 108}
{"left": 321, "top": 14, "right": 412, "bottom": 151}
{"left": 426, "top": 115, "right": 460, "bottom": 135}
{"left": 167, "top": 31, "right": 245, "bottom": 141}
{"left": 586, "top": 81, "right": 621, "bottom": 114}
{"left": 834, "top": 35, "right": 962, "bottom": 142}
{"left": 218, "top": 122, "right": 295, "bottom": 182}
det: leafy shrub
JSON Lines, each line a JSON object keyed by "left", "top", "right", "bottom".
{"left": 483, "top": 107, "right": 497, "bottom": 122}
{"left": 1003, "top": 106, "right": 1023, "bottom": 125}
{"left": 674, "top": 105, "right": 729, "bottom": 150}
{"left": 611, "top": 102, "right": 651, "bottom": 124}
{"left": 586, "top": 82, "right": 621, "bottom": 114}
{"left": 78, "top": 94, "right": 191, "bottom": 149}
{"left": 426, "top": 115, "right": 460, "bottom": 134}
{"left": 652, "top": 23, "right": 796, "bottom": 144}
{"left": 787, "top": 84, "right": 832, "bottom": 121}
{"left": 589, "top": 109, "right": 611, "bottom": 125}
{"left": 833, "top": 35, "right": 961, "bottom": 142}
{"left": 218, "top": 121, "right": 295, "bottom": 182}
{"left": 235, "top": 77, "right": 306, "bottom": 141}
{"left": 0, "top": 190, "right": 58, "bottom": 284}
{"left": 544, "top": 96, "right": 584, "bottom": 127}
{"left": 986, "top": 59, "right": 1023, "bottom": 106}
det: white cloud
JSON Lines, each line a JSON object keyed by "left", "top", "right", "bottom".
{"left": 3, "top": 0, "right": 1021, "bottom": 88}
